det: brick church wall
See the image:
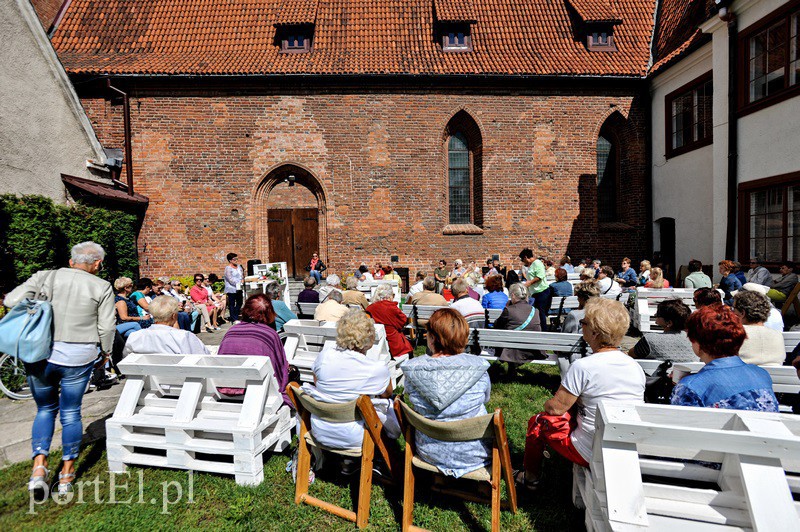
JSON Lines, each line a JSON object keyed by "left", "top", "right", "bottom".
{"left": 80, "top": 85, "right": 649, "bottom": 279}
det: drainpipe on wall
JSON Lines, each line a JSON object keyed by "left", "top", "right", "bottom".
{"left": 721, "top": 7, "right": 738, "bottom": 259}
{"left": 107, "top": 80, "right": 134, "bottom": 196}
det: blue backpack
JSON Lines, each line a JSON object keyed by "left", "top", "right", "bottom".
{"left": 0, "top": 271, "right": 56, "bottom": 364}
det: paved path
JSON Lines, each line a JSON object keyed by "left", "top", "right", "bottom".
{"left": 0, "top": 324, "right": 229, "bottom": 469}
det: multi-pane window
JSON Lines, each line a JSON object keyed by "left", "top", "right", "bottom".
{"left": 597, "top": 134, "right": 617, "bottom": 223}
{"left": 448, "top": 133, "right": 471, "bottom": 224}
{"left": 741, "top": 4, "right": 800, "bottom": 111}
{"left": 667, "top": 75, "right": 713, "bottom": 156}
{"left": 744, "top": 181, "right": 800, "bottom": 264}
{"left": 442, "top": 24, "right": 472, "bottom": 51}
{"left": 587, "top": 27, "right": 616, "bottom": 51}
{"left": 278, "top": 25, "right": 312, "bottom": 53}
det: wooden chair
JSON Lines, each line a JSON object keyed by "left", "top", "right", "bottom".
{"left": 286, "top": 382, "right": 397, "bottom": 529}
{"left": 394, "top": 400, "right": 517, "bottom": 532}
{"left": 781, "top": 282, "right": 800, "bottom": 319}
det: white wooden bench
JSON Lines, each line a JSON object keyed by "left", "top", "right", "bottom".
{"left": 106, "top": 352, "right": 292, "bottom": 486}
{"left": 784, "top": 331, "right": 800, "bottom": 357}
{"left": 549, "top": 293, "right": 630, "bottom": 329}
{"left": 574, "top": 402, "right": 800, "bottom": 531}
{"left": 357, "top": 280, "right": 400, "bottom": 302}
{"left": 282, "top": 319, "right": 406, "bottom": 387}
{"left": 467, "top": 328, "right": 586, "bottom": 371}
{"left": 296, "top": 301, "right": 319, "bottom": 318}
{"left": 635, "top": 288, "right": 699, "bottom": 333}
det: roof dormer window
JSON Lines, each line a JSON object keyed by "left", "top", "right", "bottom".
{"left": 433, "top": 0, "right": 476, "bottom": 52}
{"left": 274, "top": 0, "right": 318, "bottom": 54}
{"left": 278, "top": 25, "right": 313, "bottom": 53}
{"left": 587, "top": 25, "right": 616, "bottom": 51}
{"left": 565, "top": 0, "right": 620, "bottom": 52}
{"left": 442, "top": 23, "right": 472, "bottom": 51}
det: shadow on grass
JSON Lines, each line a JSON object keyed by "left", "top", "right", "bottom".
{"left": 488, "top": 362, "right": 561, "bottom": 392}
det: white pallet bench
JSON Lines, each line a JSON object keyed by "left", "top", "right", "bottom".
{"left": 357, "top": 280, "right": 400, "bottom": 302}
{"left": 282, "top": 319, "right": 406, "bottom": 387}
{"left": 296, "top": 301, "right": 367, "bottom": 317}
{"left": 401, "top": 304, "right": 503, "bottom": 326}
{"left": 784, "top": 331, "right": 800, "bottom": 356}
{"left": 635, "top": 288, "right": 701, "bottom": 333}
{"left": 574, "top": 402, "right": 800, "bottom": 531}
{"left": 467, "top": 328, "right": 586, "bottom": 366}
{"left": 106, "top": 353, "right": 293, "bottom": 486}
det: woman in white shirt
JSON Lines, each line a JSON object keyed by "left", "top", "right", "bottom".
{"left": 732, "top": 290, "right": 785, "bottom": 365}
{"left": 517, "top": 298, "right": 645, "bottom": 491}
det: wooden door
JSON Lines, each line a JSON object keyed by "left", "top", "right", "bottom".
{"left": 268, "top": 208, "right": 319, "bottom": 278}
{"left": 291, "top": 208, "right": 319, "bottom": 279}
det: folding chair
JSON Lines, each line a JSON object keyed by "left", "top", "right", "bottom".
{"left": 781, "top": 282, "right": 800, "bottom": 320}
{"left": 286, "top": 382, "right": 397, "bottom": 529}
{"left": 394, "top": 399, "right": 517, "bottom": 532}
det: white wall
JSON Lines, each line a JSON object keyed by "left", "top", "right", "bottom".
{"left": 0, "top": 0, "right": 106, "bottom": 202}
{"left": 650, "top": 44, "right": 715, "bottom": 270}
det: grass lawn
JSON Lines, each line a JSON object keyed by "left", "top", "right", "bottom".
{"left": 0, "top": 361, "right": 584, "bottom": 531}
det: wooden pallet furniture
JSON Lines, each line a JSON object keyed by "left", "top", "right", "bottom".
{"left": 394, "top": 399, "right": 517, "bottom": 532}
{"left": 466, "top": 328, "right": 586, "bottom": 364}
{"left": 357, "top": 280, "right": 401, "bottom": 302}
{"left": 781, "top": 283, "right": 800, "bottom": 319}
{"left": 282, "top": 319, "right": 406, "bottom": 387}
{"left": 783, "top": 331, "right": 800, "bottom": 356}
{"left": 634, "top": 288, "right": 699, "bottom": 333}
{"left": 573, "top": 402, "right": 800, "bottom": 531}
{"left": 106, "top": 352, "right": 293, "bottom": 486}
{"left": 287, "top": 383, "right": 398, "bottom": 529}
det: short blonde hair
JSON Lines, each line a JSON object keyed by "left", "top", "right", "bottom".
{"left": 114, "top": 277, "right": 133, "bottom": 292}
{"left": 336, "top": 309, "right": 376, "bottom": 353}
{"left": 583, "top": 298, "right": 629, "bottom": 348}
{"left": 346, "top": 276, "right": 359, "bottom": 290}
{"left": 372, "top": 283, "right": 394, "bottom": 302}
{"left": 640, "top": 260, "right": 651, "bottom": 270}
{"left": 148, "top": 295, "right": 180, "bottom": 323}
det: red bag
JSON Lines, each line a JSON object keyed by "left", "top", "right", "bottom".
{"left": 526, "top": 412, "right": 574, "bottom": 444}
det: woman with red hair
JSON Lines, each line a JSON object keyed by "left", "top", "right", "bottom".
{"left": 217, "top": 294, "right": 290, "bottom": 405}
{"left": 670, "top": 305, "right": 778, "bottom": 411}
{"left": 717, "top": 260, "right": 742, "bottom": 305}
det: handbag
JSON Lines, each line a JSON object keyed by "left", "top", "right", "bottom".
{"left": 0, "top": 270, "right": 57, "bottom": 364}
{"left": 644, "top": 359, "right": 675, "bottom": 404}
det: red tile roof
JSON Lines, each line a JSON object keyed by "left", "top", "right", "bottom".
{"left": 51, "top": 0, "right": 657, "bottom": 77}
{"left": 567, "top": 0, "right": 621, "bottom": 23}
{"left": 650, "top": 0, "right": 716, "bottom": 74}
{"left": 275, "top": 0, "right": 319, "bottom": 25}
{"left": 434, "top": 0, "right": 477, "bottom": 22}
{"left": 30, "top": 0, "right": 66, "bottom": 31}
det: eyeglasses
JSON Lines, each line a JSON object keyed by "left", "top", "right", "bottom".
{"left": 579, "top": 319, "right": 587, "bottom": 326}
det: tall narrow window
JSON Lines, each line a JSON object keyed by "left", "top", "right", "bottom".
{"left": 742, "top": 180, "right": 800, "bottom": 264}
{"left": 448, "top": 133, "right": 470, "bottom": 224}
{"left": 665, "top": 72, "right": 713, "bottom": 157}
{"left": 597, "top": 133, "right": 618, "bottom": 223}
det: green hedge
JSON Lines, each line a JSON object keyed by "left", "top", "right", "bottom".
{"left": 0, "top": 195, "right": 139, "bottom": 292}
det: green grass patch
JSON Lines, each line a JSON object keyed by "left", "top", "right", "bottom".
{"left": 0, "top": 364, "right": 583, "bottom": 530}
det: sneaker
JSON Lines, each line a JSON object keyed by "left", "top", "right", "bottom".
{"left": 340, "top": 457, "right": 360, "bottom": 476}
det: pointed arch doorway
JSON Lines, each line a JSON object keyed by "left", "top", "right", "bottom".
{"left": 255, "top": 165, "right": 326, "bottom": 279}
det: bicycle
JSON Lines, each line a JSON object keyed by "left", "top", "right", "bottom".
{"left": 0, "top": 353, "right": 32, "bottom": 400}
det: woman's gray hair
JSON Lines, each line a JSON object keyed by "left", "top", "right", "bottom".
{"left": 336, "top": 309, "right": 376, "bottom": 353}
{"left": 454, "top": 259, "right": 463, "bottom": 267}
{"left": 148, "top": 295, "right": 180, "bottom": 323}
{"left": 329, "top": 290, "right": 344, "bottom": 303}
{"left": 346, "top": 276, "right": 359, "bottom": 290}
{"left": 509, "top": 283, "right": 528, "bottom": 302}
{"left": 71, "top": 241, "right": 105, "bottom": 264}
{"left": 733, "top": 290, "right": 772, "bottom": 323}
{"left": 265, "top": 282, "right": 281, "bottom": 300}
{"left": 422, "top": 275, "right": 436, "bottom": 291}
{"left": 372, "top": 283, "right": 395, "bottom": 302}
{"left": 464, "top": 271, "right": 480, "bottom": 287}
{"left": 326, "top": 274, "right": 341, "bottom": 287}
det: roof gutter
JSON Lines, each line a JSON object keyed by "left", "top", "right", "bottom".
{"left": 106, "top": 80, "right": 134, "bottom": 196}
{"left": 719, "top": 4, "right": 738, "bottom": 259}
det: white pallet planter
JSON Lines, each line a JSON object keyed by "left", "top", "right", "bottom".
{"left": 106, "top": 353, "right": 293, "bottom": 486}
{"left": 282, "top": 319, "right": 405, "bottom": 387}
{"left": 574, "top": 402, "right": 800, "bottom": 531}
{"left": 244, "top": 262, "right": 290, "bottom": 304}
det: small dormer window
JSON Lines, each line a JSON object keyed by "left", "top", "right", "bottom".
{"left": 277, "top": 24, "right": 313, "bottom": 53}
{"left": 586, "top": 25, "right": 616, "bottom": 51}
{"left": 442, "top": 23, "right": 472, "bottom": 51}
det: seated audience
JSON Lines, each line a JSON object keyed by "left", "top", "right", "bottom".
{"left": 165, "top": 280, "right": 195, "bottom": 331}
{"left": 683, "top": 259, "right": 712, "bottom": 289}
{"left": 407, "top": 276, "right": 448, "bottom": 306}
{"left": 190, "top": 273, "right": 217, "bottom": 332}
{"left": 481, "top": 274, "right": 509, "bottom": 309}
{"left": 718, "top": 260, "right": 742, "bottom": 305}
{"left": 341, "top": 276, "right": 369, "bottom": 310}
{"left": 597, "top": 265, "right": 621, "bottom": 296}
{"left": 550, "top": 268, "right": 573, "bottom": 297}
{"left": 366, "top": 284, "right": 412, "bottom": 358}
{"left": 401, "top": 309, "right": 491, "bottom": 477}
{"left": 518, "top": 298, "right": 645, "bottom": 491}
{"left": 644, "top": 267, "right": 670, "bottom": 288}
{"left": 450, "top": 259, "right": 466, "bottom": 279}
{"left": 638, "top": 260, "right": 651, "bottom": 285}
{"left": 114, "top": 277, "right": 151, "bottom": 337}
{"left": 382, "top": 265, "right": 401, "bottom": 283}
{"left": 494, "top": 283, "right": 542, "bottom": 373}
{"left": 746, "top": 259, "right": 773, "bottom": 287}
{"left": 739, "top": 283, "right": 784, "bottom": 331}
{"left": 302, "top": 310, "right": 400, "bottom": 449}
{"left": 407, "top": 271, "right": 426, "bottom": 297}
{"left": 357, "top": 264, "right": 374, "bottom": 283}
{"left": 732, "top": 290, "right": 785, "bottom": 365}
{"left": 561, "top": 281, "right": 600, "bottom": 334}
{"left": 559, "top": 255, "right": 574, "bottom": 274}
{"left": 123, "top": 296, "right": 209, "bottom": 357}
{"left": 314, "top": 289, "right": 348, "bottom": 322}
{"left": 629, "top": 299, "right": 695, "bottom": 362}
{"left": 265, "top": 282, "right": 296, "bottom": 331}
{"left": 579, "top": 268, "right": 595, "bottom": 282}
{"left": 373, "top": 262, "right": 385, "bottom": 280}
{"left": 766, "top": 261, "right": 798, "bottom": 305}
{"left": 615, "top": 257, "right": 638, "bottom": 287}
{"left": 131, "top": 277, "right": 153, "bottom": 316}
{"left": 434, "top": 260, "right": 449, "bottom": 293}
{"left": 297, "top": 276, "right": 320, "bottom": 303}
{"left": 693, "top": 287, "right": 722, "bottom": 309}
{"left": 305, "top": 252, "right": 326, "bottom": 284}
{"left": 670, "top": 305, "right": 778, "bottom": 412}
{"left": 732, "top": 262, "right": 747, "bottom": 286}
{"left": 573, "top": 258, "right": 588, "bottom": 275}
{"left": 217, "top": 294, "right": 290, "bottom": 404}
{"left": 449, "top": 278, "right": 484, "bottom": 319}
{"left": 205, "top": 274, "right": 228, "bottom": 320}
{"left": 318, "top": 274, "right": 342, "bottom": 302}
{"left": 464, "top": 271, "right": 482, "bottom": 300}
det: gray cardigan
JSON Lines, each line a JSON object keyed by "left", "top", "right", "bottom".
{"left": 4, "top": 268, "right": 116, "bottom": 353}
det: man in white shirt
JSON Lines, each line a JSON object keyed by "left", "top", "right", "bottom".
{"left": 449, "top": 278, "right": 484, "bottom": 318}
{"left": 407, "top": 271, "right": 425, "bottom": 297}
{"left": 123, "top": 296, "right": 209, "bottom": 357}
{"left": 596, "top": 265, "right": 621, "bottom": 297}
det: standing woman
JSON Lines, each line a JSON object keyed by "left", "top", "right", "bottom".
{"left": 4, "top": 242, "right": 115, "bottom": 498}
{"left": 224, "top": 253, "right": 244, "bottom": 323}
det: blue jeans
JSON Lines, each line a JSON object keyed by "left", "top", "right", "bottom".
{"left": 309, "top": 270, "right": 322, "bottom": 283}
{"left": 116, "top": 322, "right": 141, "bottom": 338}
{"left": 25, "top": 360, "right": 94, "bottom": 461}
{"left": 177, "top": 311, "right": 191, "bottom": 331}
{"left": 528, "top": 288, "right": 553, "bottom": 330}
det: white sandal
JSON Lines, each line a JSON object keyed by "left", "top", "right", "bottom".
{"left": 56, "top": 471, "right": 76, "bottom": 500}
{"left": 27, "top": 464, "right": 50, "bottom": 492}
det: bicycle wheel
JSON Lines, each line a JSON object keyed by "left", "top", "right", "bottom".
{"left": 0, "top": 354, "right": 32, "bottom": 400}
